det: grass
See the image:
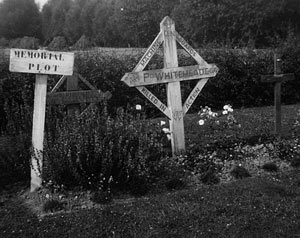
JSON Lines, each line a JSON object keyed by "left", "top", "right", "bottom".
{"left": 1, "top": 171, "right": 300, "bottom": 237}
{"left": 1, "top": 104, "right": 300, "bottom": 237}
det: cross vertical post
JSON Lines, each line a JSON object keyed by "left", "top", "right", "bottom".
{"left": 31, "top": 74, "right": 48, "bottom": 192}
{"left": 274, "top": 54, "right": 282, "bottom": 135}
{"left": 66, "top": 69, "right": 80, "bottom": 116}
{"left": 161, "top": 17, "right": 185, "bottom": 155}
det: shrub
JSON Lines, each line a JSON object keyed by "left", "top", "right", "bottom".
{"left": 128, "top": 176, "right": 150, "bottom": 197}
{"left": 165, "top": 178, "right": 186, "bottom": 191}
{"left": 91, "top": 190, "right": 113, "bottom": 204}
{"left": 48, "top": 36, "right": 68, "bottom": 50}
{"left": 73, "top": 35, "right": 93, "bottom": 50}
{"left": 43, "top": 199, "right": 65, "bottom": 213}
{"left": 0, "top": 134, "right": 31, "bottom": 187}
{"left": 290, "top": 157, "right": 300, "bottom": 168}
{"left": 230, "top": 165, "right": 251, "bottom": 179}
{"left": 0, "top": 37, "right": 8, "bottom": 48}
{"left": 200, "top": 169, "right": 220, "bottom": 185}
{"left": 43, "top": 106, "right": 167, "bottom": 192}
{"left": 262, "top": 162, "right": 279, "bottom": 172}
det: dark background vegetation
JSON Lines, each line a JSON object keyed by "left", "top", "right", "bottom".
{"left": 0, "top": 0, "right": 300, "bottom": 48}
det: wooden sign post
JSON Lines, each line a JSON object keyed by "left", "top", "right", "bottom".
{"left": 261, "top": 53, "right": 294, "bottom": 136}
{"left": 9, "top": 48, "right": 74, "bottom": 192}
{"left": 121, "top": 17, "right": 219, "bottom": 155}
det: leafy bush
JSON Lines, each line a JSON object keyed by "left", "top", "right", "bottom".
{"left": 0, "top": 37, "right": 8, "bottom": 48}
{"left": 290, "top": 157, "right": 300, "bottom": 168}
{"left": 43, "top": 199, "right": 65, "bottom": 213}
{"left": 165, "top": 178, "right": 187, "bottom": 190}
{"left": 230, "top": 165, "right": 251, "bottom": 179}
{"left": 262, "top": 162, "right": 279, "bottom": 172}
{"left": 1, "top": 46, "right": 300, "bottom": 125}
{"left": 48, "top": 36, "right": 68, "bottom": 51}
{"left": 0, "top": 135, "right": 31, "bottom": 187}
{"left": 43, "top": 106, "right": 167, "bottom": 192}
{"left": 72, "top": 35, "right": 94, "bottom": 50}
{"left": 91, "top": 190, "right": 113, "bottom": 204}
{"left": 200, "top": 169, "right": 220, "bottom": 185}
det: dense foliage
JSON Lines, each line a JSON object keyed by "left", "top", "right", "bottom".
{"left": 1, "top": 0, "right": 300, "bottom": 48}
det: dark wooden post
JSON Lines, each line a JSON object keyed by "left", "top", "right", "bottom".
{"left": 261, "top": 53, "right": 294, "bottom": 136}
{"left": 66, "top": 68, "right": 80, "bottom": 116}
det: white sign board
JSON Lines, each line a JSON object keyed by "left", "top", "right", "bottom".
{"left": 9, "top": 49, "right": 74, "bottom": 75}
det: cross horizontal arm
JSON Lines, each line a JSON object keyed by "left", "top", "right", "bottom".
{"left": 47, "top": 90, "right": 111, "bottom": 105}
{"left": 261, "top": 73, "right": 294, "bottom": 83}
{"left": 122, "top": 64, "right": 218, "bottom": 87}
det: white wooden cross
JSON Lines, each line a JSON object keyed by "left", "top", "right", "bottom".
{"left": 9, "top": 48, "right": 74, "bottom": 192}
{"left": 121, "top": 17, "right": 219, "bottom": 155}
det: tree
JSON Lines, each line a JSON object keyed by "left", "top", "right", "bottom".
{"left": 41, "top": 0, "right": 72, "bottom": 43}
{"left": 0, "top": 0, "right": 42, "bottom": 39}
{"left": 172, "top": 0, "right": 300, "bottom": 48}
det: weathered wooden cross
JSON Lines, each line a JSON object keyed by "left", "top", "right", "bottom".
{"left": 121, "top": 16, "right": 219, "bottom": 155}
{"left": 261, "top": 53, "right": 294, "bottom": 136}
{"left": 47, "top": 67, "right": 112, "bottom": 115}
{"left": 9, "top": 48, "right": 75, "bottom": 192}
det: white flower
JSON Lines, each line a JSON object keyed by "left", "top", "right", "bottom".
{"left": 215, "top": 120, "right": 220, "bottom": 125}
{"left": 222, "top": 110, "right": 228, "bottom": 115}
{"left": 45, "top": 194, "right": 50, "bottom": 199}
{"left": 167, "top": 134, "right": 172, "bottom": 141}
{"left": 135, "top": 104, "right": 142, "bottom": 110}
{"left": 198, "top": 119, "right": 205, "bottom": 126}
{"left": 227, "top": 107, "right": 233, "bottom": 112}
{"left": 162, "top": 128, "right": 170, "bottom": 133}
{"left": 223, "top": 105, "right": 230, "bottom": 110}
{"left": 160, "top": 121, "right": 166, "bottom": 126}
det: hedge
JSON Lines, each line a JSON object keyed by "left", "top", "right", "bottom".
{"left": 1, "top": 45, "right": 300, "bottom": 135}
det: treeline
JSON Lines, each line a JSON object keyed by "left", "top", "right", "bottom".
{"left": 1, "top": 0, "right": 300, "bottom": 48}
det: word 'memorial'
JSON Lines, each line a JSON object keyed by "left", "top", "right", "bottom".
{"left": 121, "top": 16, "right": 219, "bottom": 155}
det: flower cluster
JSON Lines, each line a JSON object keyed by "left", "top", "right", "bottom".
{"left": 222, "top": 104, "right": 233, "bottom": 115}
{"left": 197, "top": 105, "right": 239, "bottom": 129}
{"left": 198, "top": 106, "right": 218, "bottom": 126}
{"left": 161, "top": 120, "right": 172, "bottom": 141}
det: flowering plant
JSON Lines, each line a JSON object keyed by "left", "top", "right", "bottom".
{"left": 197, "top": 105, "right": 240, "bottom": 131}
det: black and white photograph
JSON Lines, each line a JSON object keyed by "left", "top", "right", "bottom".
{"left": 1, "top": 0, "right": 300, "bottom": 237}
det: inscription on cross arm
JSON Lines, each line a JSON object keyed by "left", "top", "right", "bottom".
{"left": 122, "top": 64, "right": 218, "bottom": 87}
